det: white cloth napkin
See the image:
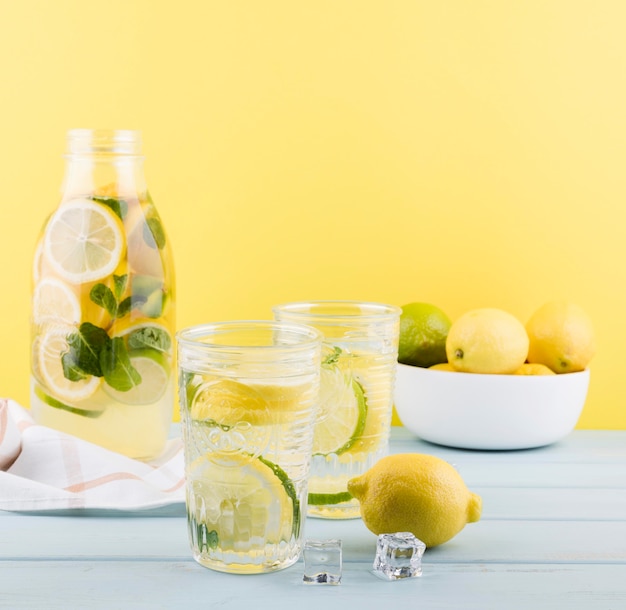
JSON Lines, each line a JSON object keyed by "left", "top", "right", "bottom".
{"left": 0, "top": 398, "right": 185, "bottom": 512}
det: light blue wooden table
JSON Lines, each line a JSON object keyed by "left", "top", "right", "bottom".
{"left": 2, "top": 428, "right": 625, "bottom": 609}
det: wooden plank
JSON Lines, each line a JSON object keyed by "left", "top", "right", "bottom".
{"left": 478, "top": 487, "right": 626, "bottom": 520}
{"left": 2, "top": 513, "right": 626, "bottom": 565}
{"left": 454, "top": 461, "right": 626, "bottom": 488}
{"left": 0, "top": 561, "right": 624, "bottom": 610}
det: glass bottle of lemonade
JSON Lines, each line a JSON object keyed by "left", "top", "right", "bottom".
{"left": 30, "top": 129, "right": 175, "bottom": 459}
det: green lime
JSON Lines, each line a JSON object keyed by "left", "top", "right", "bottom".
{"left": 398, "top": 302, "right": 452, "bottom": 368}
{"left": 312, "top": 364, "right": 367, "bottom": 456}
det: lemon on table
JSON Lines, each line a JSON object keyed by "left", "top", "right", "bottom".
{"left": 32, "top": 277, "right": 80, "bottom": 325}
{"left": 398, "top": 302, "right": 452, "bottom": 368}
{"left": 43, "top": 198, "right": 125, "bottom": 284}
{"left": 187, "top": 452, "right": 298, "bottom": 547}
{"left": 36, "top": 325, "right": 101, "bottom": 402}
{"left": 102, "top": 348, "right": 170, "bottom": 405}
{"left": 312, "top": 365, "right": 367, "bottom": 456}
{"left": 446, "top": 308, "right": 529, "bottom": 374}
{"left": 526, "top": 301, "right": 596, "bottom": 373}
{"left": 514, "top": 363, "right": 556, "bottom": 376}
{"left": 347, "top": 453, "right": 482, "bottom": 547}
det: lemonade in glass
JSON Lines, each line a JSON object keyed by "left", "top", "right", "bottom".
{"left": 177, "top": 321, "right": 321, "bottom": 573}
{"left": 273, "top": 301, "right": 401, "bottom": 519}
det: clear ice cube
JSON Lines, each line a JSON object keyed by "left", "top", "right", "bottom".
{"left": 302, "top": 539, "right": 342, "bottom": 585}
{"left": 373, "top": 532, "right": 426, "bottom": 580}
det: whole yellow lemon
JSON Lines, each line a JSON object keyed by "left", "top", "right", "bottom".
{"left": 526, "top": 301, "right": 596, "bottom": 373}
{"left": 514, "top": 363, "right": 556, "bottom": 376}
{"left": 446, "top": 308, "right": 529, "bottom": 374}
{"left": 347, "top": 453, "right": 482, "bottom": 547}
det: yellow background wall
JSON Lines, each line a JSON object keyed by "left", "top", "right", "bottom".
{"left": 1, "top": 1, "right": 625, "bottom": 428}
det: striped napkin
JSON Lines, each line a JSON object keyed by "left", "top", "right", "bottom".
{"left": 0, "top": 398, "right": 185, "bottom": 512}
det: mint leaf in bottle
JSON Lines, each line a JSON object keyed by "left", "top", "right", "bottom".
{"left": 91, "top": 196, "right": 128, "bottom": 220}
{"left": 90, "top": 283, "right": 118, "bottom": 317}
{"left": 113, "top": 274, "right": 128, "bottom": 300}
{"left": 100, "top": 337, "right": 142, "bottom": 392}
{"left": 64, "top": 322, "right": 111, "bottom": 378}
{"left": 128, "top": 326, "right": 172, "bottom": 353}
{"left": 117, "top": 296, "right": 132, "bottom": 318}
{"left": 61, "top": 352, "right": 89, "bottom": 381}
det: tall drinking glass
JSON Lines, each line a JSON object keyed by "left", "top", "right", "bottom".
{"left": 273, "top": 301, "right": 401, "bottom": 519}
{"left": 177, "top": 321, "right": 321, "bottom": 573}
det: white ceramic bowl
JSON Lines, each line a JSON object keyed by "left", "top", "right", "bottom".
{"left": 394, "top": 363, "right": 590, "bottom": 450}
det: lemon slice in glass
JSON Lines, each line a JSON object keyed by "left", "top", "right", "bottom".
{"left": 37, "top": 325, "right": 101, "bottom": 402}
{"left": 32, "top": 278, "right": 80, "bottom": 325}
{"left": 43, "top": 198, "right": 125, "bottom": 284}
{"left": 103, "top": 348, "right": 170, "bottom": 405}
{"left": 312, "top": 366, "right": 367, "bottom": 456}
{"left": 190, "top": 378, "right": 307, "bottom": 426}
{"left": 188, "top": 452, "right": 298, "bottom": 548}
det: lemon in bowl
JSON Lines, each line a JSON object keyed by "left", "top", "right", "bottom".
{"left": 394, "top": 303, "right": 593, "bottom": 450}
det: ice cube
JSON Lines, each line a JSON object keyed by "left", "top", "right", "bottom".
{"left": 373, "top": 532, "right": 426, "bottom": 580}
{"left": 302, "top": 539, "right": 342, "bottom": 585}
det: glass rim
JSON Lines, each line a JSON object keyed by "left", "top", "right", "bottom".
{"left": 272, "top": 300, "right": 401, "bottom": 323}
{"left": 176, "top": 320, "right": 322, "bottom": 352}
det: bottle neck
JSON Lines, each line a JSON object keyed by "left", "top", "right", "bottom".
{"left": 60, "top": 129, "right": 147, "bottom": 201}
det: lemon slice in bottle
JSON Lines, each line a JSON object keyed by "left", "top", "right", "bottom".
{"left": 32, "top": 278, "right": 81, "bottom": 325}
{"left": 312, "top": 366, "right": 367, "bottom": 456}
{"left": 43, "top": 198, "right": 125, "bottom": 284}
{"left": 37, "top": 324, "right": 101, "bottom": 402}
{"left": 188, "top": 452, "right": 298, "bottom": 550}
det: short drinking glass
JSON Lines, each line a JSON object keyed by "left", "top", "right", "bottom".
{"left": 273, "top": 301, "right": 401, "bottom": 519}
{"left": 177, "top": 321, "right": 322, "bottom": 573}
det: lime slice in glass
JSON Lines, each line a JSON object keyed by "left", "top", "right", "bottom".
{"left": 307, "top": 474, "right": 354, "bottom": 506}
{"left": 312, "top": 366, "right": 367, "bottom": 456}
